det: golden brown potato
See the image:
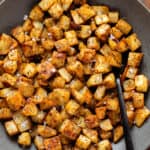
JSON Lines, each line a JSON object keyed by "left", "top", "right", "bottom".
{"left": 123, "top": 79, "right": 135, "bottom": 91}
{"left": 125, "top": 66, "right": 138, "bottom": 79}
{"left": 71, "top": 10, "right": 84, "bottom": 25}
{"left": 135, "top": 75, "right": 149, "bottom": 92}
{"left": 34, "top": 136, "right": 45, "bottom": 150}
{"left": 0, "top": 99, "right": 7, "bottom": 108}
{"left": 38, "top": 0, "right": 55, "bottom": 11}
{"left": 0, "top": 108, "right": 12, "bottom": 120}
{"left": 78, "top": 25, "right": 92, "bottom": 39}
{"left": 92, "top": 6, "right": 109, "bottom": 15}
{"left": 69, "top": 79, "right": 84, "bottom": 90}
{"left": 113, "top": 125, "right": 123, "bottom": 143}
{"left": 98, "top": 140, "right": 112, "bottom": 150}
{"left": 18, "top": 132, "right": 31, "bottom": 147}
{"left": 41, "top": 39, "right": 54, "bottom": 51}
{"left": 108, "top": 38, "right": 117, "bottom": 50}
{"left": 100, "top": 130, "right": 112, "bottom": 140}
{"left": 100, "top": 119, "right": 113, "bottom": 131}
{"left": 132, "top": 92, "right": 144, "bottom": 108}
{"left": 1, "top": 73, "right": 16, "bottom": 86}
{"left": 59, "top": 119, "right": 81, "bottom": 140}
{"left": 85, "top": 114, "right": 99, "bottom": 128}
{"left": 95, "top": 14, "right": 110, "bottom": 25}
{"left": 110, "top": 27, "right": 123, "bottom": 39}
{"left": 61, "top": 0, "right": 73, "bottom": 11}
{"left": 4, "top": 120, "right": 19, "bottom": 136}
{"left": 44, "top": 136, "right": 62, "bottom": 150}
{"left": 108, "top": 12, "right": 119, "bottom": 23}
{"left": 87, "top": 37, "right": 100, "bottom": 50}
{"left": 58, "top": 15, "right": 70, "bottom": 30}
{"left": 76, "top": 134, "right": 91, "bottom": 149}
{"left": 95, "top": 107, "right": 107, "bottom": 120}
{"left": 104, "top": 73, "right": 116, "bottom": 89}
{"left": 116, "top": 19, "right": 132, "bottom": 35}
{"left": 58, "top": 68, "right": 72, "bottom": 82}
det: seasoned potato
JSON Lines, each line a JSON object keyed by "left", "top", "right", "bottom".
{"left": 4, "top": 120, "right": 19, "bottom": 136}
{"left": 58, "top": 68, "right": 72, "bottom": 82}
{"left": 1, "top": 73, "right": 16, "bottom": 86}
{"left": 58, "top": 15, "right": 70, "bottom": 30}
{"left": 87, "top": 37, "right": 100, "bottom": 50}
{"left": 100, "top": 119, "right": 113, "bottom": 131}
{"left": 95, "top": 107, "right": 107, "bottom": 120}
{"left": 85, "top": 114, "right": 99, "bottom": 128}
{"left": 125, "top": 66, "right": 138, "bottom": 79}
{"left": 69, "top": 78, "right": 84, "bottom": 90}
{"left": 110, "top": 27, "right": 123, "bottom": 39}
{"left": 126, "top": 33, "right": 141, "bottom": 51}
{"left": 78, "top": 25, "right": 92, "bottom": 39}
{"left": 38, "top": 0, "right": 55, "bottom": 11}
{"left": 109, "top": 12, "right": 119, "bottom": 23}
{"left": 34, "top": 136, "right": 44, "bottom": 150}
{"left": 104, "top": 73, "right": 116, "bottom": 89}
{"left": 123, "top": 91, "right": 133, "bottom": 100}
{"left": 59, "top": 119, "right": 81, "bottom": 140}
{"left": 100, "top": 130, "right": 112, "bottom": 140}
{"left": 123, "top": 79, "right": 135, "bottom": 91}
{"left": 71, "top": 10, "right": 84, "bottom": 25}
{"left": 92, "top": 6, "right": 109, "bottom": 15}
{"left": 41, "top": 39, "right": 54, "bottom": 51}
{"left": 31, "top": 110, "right": 46, "bottom": 123}
{"left": 94, "top": 86, "right": 106, "bottom": 101}
{"left": 23, "top": 19, "right": 32, "bottom": 32}
{"left": 95, "top": 14, "right": 110, "bottom": 25}
{"left": 116, "top": 19, "right": 132, "bottom": 35}
{"left": 76, "top": 134, "right": 91, "bottom": 149}
{"left": 113, "top": 125, "right": 123, "bottom": 143}
{"left": 44, "top": 136, "right": 62, "bottom": 150}
{"left": 132, "top": 92, "right": 144, "bottom": 108}
{"left": 18, "top": 132, "right": 31, "bottom": 147}
{"left": 98, "top": 140, "right": 112, "bottom": 150}
{"left": 135, "top": 75, "right": 149, "bottom": 92}
{"left": 61, "top": 0, "right": 73, "bottom": 11}
{"left": 3, "top": 60, "right": 17, "bottom": 74}
{"left": 0, "top": 108, "right": 12, "bottom": 120}
{"left": 127, "top": 110, "right": 135, "bottom": 125}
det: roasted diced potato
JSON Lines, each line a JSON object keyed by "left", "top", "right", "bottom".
{"left": 126, "top": 33, "right": 141, "bottom": 51}
{"left": 73, "top": 116, "right": 86, "bottom": 128}
{"left": 135, "top": 107, "right": 150, "bottom": 127}
{"left": 94, "top": 86, "right": 106, "bottom": 101}
{"left": 85, "top": 114, "right": 99, "bottom": 128}
{"left": 125, "top": 66, "right": 138, "bottom": 79}
{"left": 83, "top": 62, "right": 93, "bottom": 75}
{"left": 37, "top": 125, "right": 57, "bottom": 138}
{"left": 58, "top": 68, "right": 72, "bottom": 82}
{"left": 135, "top": 75, "right": 149, "bottom": 92}
{"left": 44, "top": 136, "right": 62, "bottom": 150}
{"left": 116, "top": 19, "right": 132, "bottom": 35}
{"left": 59, "top": 134, "right": 70, "bottom": 145}
{"left": 18, "top": 132, "right": 31, "bottom": 147}
{"left": 0, "top": 108, "right": 12, "bottom": 120}
{"left": 127, "top": 52, "right": 143, "bottom": 67}
{"left": 126, "top": 101, "right": 134, "bottom": 111}
{"left": 100, "top": 130, "right": 112, "bottom": 140}
{"left": 58, "top": 15, "right": 70, "bottom": 30}
{"left": 34, "top": 136, "right": 44, "bottom": 150}
{"left": 0, "top": 88, "right": 12, "bottom": 98}
{"left": 127, "top": 110, "right": 135, "bottom": 125}
{"left": 55, "top": 39, "right": 70, "bottom": 52}
{"left": 100, "top": 119, "right": 113, "bottom": 131}
{"left": 0, "top": 99, "right": 7, "bottom": 108}
{"left": 49, "top": 26, "right": 63, "bottom": 40}
{"left": 123, "top": 91, "right": 133, "bottom": 100}
{"left": 78, "top": 4, "right": 95, "bottom": 21}
{"left": 95, "top": 24, "right": 111, "bottom": 41}
{"left": 41, "top": 39, "right": 54, "bottom": 51}
{"left": 4, "top": 120, "right": 19, "bottom": 136}
{"left": 76, "top": 134, "right": 91, "bottom": 149}
{"left": 113, "top": 125, "right": 123, "bottom": 143}
{"left": 74, "top": 0, "right": 87, "bottom": 5}
{"left": 90, "top": 19, "right": 97, "bottom": 31}
{"left": 98, "top": 140, "right": 112, "bottom": 150}
{"left": 94, "top": 55, "right": 112, "bottom": 74}
{"left": 87, "top": 73, "right": 103, "bottom": 87}
{"left": 106, "top": 97, "right": 119, "bottom": 111}
{"left": 83, "top": 128, "right": 98, "bottom": 143}
{"left": 78, "top": 25, "right": 92, "bottom": 39}
{"left": 108, "top": 11, "right": 119, "bottom": 23}
{"left": 38, "top": 0, "right": 55, "bottom": 11}
{"left": 123, "top": 79, "right": 135, "bottom": 91}
{"left": 95, "top": 14, "right": 110, "bottom": 25}
{"left": 78, "top": 48, "right": 96, "bottom": 63}
{"left": 3, "top": 60, "right": 17, "bottom": 74}
{"left": 1, "top": 73, "right": 16, "bottom": 86}
{"left": 13, "top": 112, "right": 32, "bottom": 132}
{"left": 108, "top": 38, "right": 117, "bottom": 50}
{"left": 87, "top": 37, "right": 100, "bottom": 50}
{"left": 29, "top": 6, "right": 44, "bottom": 21}
{"left": 61, "top": 0, "right": 73, "bottom": 11}
{"left": 110, "top": 27, "right": 123, "bottom": 39}
{"left": 71, "top": 10, "right": 84, "bottom": 25}
{"left": 23, "top": 19, "right": 32, "bottom": 32}
{"left": 8, "top": 48, "right": 20, "bottom": 61}
{"left": 69, "top": 79, "right": 84, "bottom": 90}
{"left": 59, "top": 119, "right": 81, "bottom": 140}
{"left": 104, "top": 73, "right": 116, "bottom": 89}
{"left": 45, "top": 107, "right": 62, "bottom": 128}
{"left": 95, "top": 107, "right": 106, "bottom": 120}
{"left": 48, "top": 2, "right": 63, "bottom": 19}
{"left": 132, "top": 92, "right": 144, "bottom": 108}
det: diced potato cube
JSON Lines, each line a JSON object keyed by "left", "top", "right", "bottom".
{"left": 87, "top": 37, "right": 100, "bottom": 50}
{"left": 76, "top": 134, "right": 91, "bottom": 149}
{"left": 73, "top": 116, "right": 86, "bottom": 128}
{"left": 4, "top": 120, "right": 19, "bottom": 136}
{"left": 45, "top": 107, "right": 62, "bottom": 128}
{"left": 69, "top": 79, "right": 84, "bottom": 90}
{"left": 48, "top": 3, "right": 63, "bottom": 19}
{"left": 123, "top": 79, "right": 135, "bottom": 91}
{"left": 65, "top": 30, "right": 78, "bottom": 46}
{"left": 98, "top": 140, "right": 112, "bottom": 150}
{"left": 0, "top": 88, "right": 12, "bottom": 98}
{"left": 31, "top": 110, "right": 46, "bottom": 123}
{"left": 87, "top": 73, "right": 103, "bottom": 87}
{"left": 100, "top": 130, "right": 112, "bottom": 140}
{"left": 18, "top": 132, "right": 31, "bottom": 146}
{"left": 59, "top": 134, "right": 70, "bottom": 145}
{"left": 85, "top": 114, "right": 99, "bottom": 128}
{"left": 127, "top": 110, "right": 135, "bottom": 125}
{"left": 41, "top": 39, "right": 54, "bottom": 51}
{"left": 92, "top": 6, "right": 109, "bottom": 15}
{"left": 58, "top": 68, "right": 72, "bottom": 82}
{"left": 6, "top": 91, "right": 25, "bottom": 111}
{"left": 95, "top": 14, "right": 110, "bottom": 25}
{"left": 132, "top": 92, "right": 144, "bottom": 108}
{"left": 83, "top": 128, "right": 98, "bottom": 143}
{"left": 78, "top": 4, "right": 95, "bottom": 21}
{"left": 116, "top": 19, "right": 132, "bottom": 35}
{"left": 55, "top": 39, "right": 70, "bottom": 52}
{"left": 135, "top": 75, "right": 149, "bottom": 92}
{"left": 37, "top": 125, "right": 57, "bottom": 138}
{"left": 49, "top": 26, "right": 63, "bottom": 40}
{"left": 23, "top": 19, "right": 32, "bottom": 32}
{"left": 106, "top": 98, "right": 119, "bottom": 111}
{"left": 29, "top": 6, "right": 44, "bottom": 21}
{"left": 123, "top": 91, "right": 133, "bottom": 100}
{"left": 13, "top": 112, "right": 32, "bottom": 132}
{"left": 110, "top": 27, "right": 123, "bottom": 39}
{"left": 127, "top": 52, "right": 143, "bottom": 67}
{"left": 8, "top": 48, "right": 20, "bottom": 61}
{"left": 71, "top": 10, "right": 84, "bottom": 25}
{"left": 3, "top": 60, "right": 17, "bottom": 74}
{"left": 78, "top": 48, "right": 96, "bottom": 63}
{"left": 83, "top": 62, "right": 93, "bottom": 75}
{"left": 135, "top": 107, "right": 150, "bottom": 127}
{"left": 125, "top": 66, "right": 138, "bottom": 79}
{"left": 100, "top": 119, "right": 113, "bottom": 131}
{"left": 94, "top": 86, "right": 106, "bottom": 101}
{"left": 95, "top": 24, "right": 111, "bottom": 41}
{"left": 95, "top": 107, "right": 107, "bottom": 120}
{"left": 126, "top": 101, "right": 134, "bottom": 111}
{"left": 104, "top": 73, "right": 116, "bottom": 89}
{"left": 65, "top": 100, "right": 80, "bottom": 115}
{"left": 22, "top": 103, "right": 38, "bottom": 117}
{"left": 0, "top": 108, "right": 12, "bottom": 120}
{"left": 59, "top": 119, "right": 81, "bottom": 140}
{"left": 44, "top": 136, "right": 62, "bottom": 150}
{"left": 34, "top": 136, "right": 44, "bottom": 150}
{"left": 113, "top": 125, "right": 123, "bottom": 143}
{"left": 1, "top": 73, "right": 16, "bottom": 86}
{"left": 61, "top": 0, "right": 73, "bottom": 11}
{"left": 0, "top": 99, "right": 7, "bottom": 108}
{"left": 58, "top": 15, "right": 70, "bottom": 30}
{"left": 38, "top": 0, "right": 55, "bottom": 11}
{"left": 78, "top": 25, "right": 92, "bottom": 39}
{"left": 108, "top": 11, "right": 119, "bottom": 23}
{"left": 126, "top": 33, "right": 141, "bottom": 51}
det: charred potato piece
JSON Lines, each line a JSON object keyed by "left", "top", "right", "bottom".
{"left": 61, "top": 0, "right": 73, "bottom": 11}
{"left": 58, "top": 15, "right": 70, "bottom": 30}
{"left": 85, "top": 114, "right": 99, "bottom": 128}
{"left": 3, "top": 60, "right": 17, "bottom": 74}
{"left": 38, "top": 0, "right": 55, "bottom": 11}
